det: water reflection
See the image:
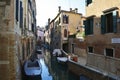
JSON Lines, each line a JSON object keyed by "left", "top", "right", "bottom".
{"left": 44, "top": 50, "right": 79, "bottom": 80}
{"left": 24, "top": 75, "right": 42, "bottom": 80}
{"left": 40, "top": 59, "right": 53, "bottom": 80}
{"left": 50, "top": 57, "right": 68, "bottom": 80}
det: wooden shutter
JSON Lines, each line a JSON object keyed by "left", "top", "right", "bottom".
{"left": 90, "top": 18, "right": 93, "bottom": 34}
{"left": 86, "top": 0, "right": 89, "bottom": 6}
{"left": 101, "top": 15, "right": 106, "bottom": 34}
{"left": 62, "top": 15, "right": 64, "bottom": 23}
{"left": 16, "top": 0, "right": 19, "bottom": 21}
{"left": 84, "top": 20, "right": 88, "bottom": 35}
{"left": 89, "top": 0, "right": 92, "bottom": 3}
{"left": 67, "top": 16, "right": 69, "bottom": 24}
{"left": 20, "top": 1, "right": 23, "bottom": 28}
{"left": 113, "top": 11, "right": 118, "bottom": 33}
{"left": 86, "top": 0, "right": 92, "bottom": 6}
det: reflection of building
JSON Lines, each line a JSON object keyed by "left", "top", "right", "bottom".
{"left": 49, "top": 7, "right": 85, "bottom": 52}
{"left": 0, "top": 0, "right": 37, "bottom": 80}
{"left": 84, "top": 0, "right": 120, "bottom": 79}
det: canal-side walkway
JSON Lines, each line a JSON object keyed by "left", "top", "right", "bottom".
{"left": 76, "top": 56, "right": 86, "bottom": 65}
{"left": 61, "top": 50, "right": 118, "bottom": 80}
{"left": 68, "top": 56, "right": 118, "bottom": 80}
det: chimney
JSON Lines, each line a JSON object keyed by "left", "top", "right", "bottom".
{"left": 48, "top": 18, "right": 50, "bottom": 25}
{"left": 70, "top": 8, "right": 72, "bottom": 11}
{"left": 75, "top": 8, "right": 78, "bottom": 13}
{"left": 58, "top": 6, "right": 61, "bottom": 12}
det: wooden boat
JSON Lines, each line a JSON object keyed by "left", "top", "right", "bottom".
{"left": 24, "top": 59, "right": 42, "bottom": 76}
{"left": 57, "top": 57, "right": 68, "bottom": 64}
{"left": 52, "top": 49, "right": 62, "bottom": 56}
{"left": 36, "top": 49, "right": 42, "bottom": 54}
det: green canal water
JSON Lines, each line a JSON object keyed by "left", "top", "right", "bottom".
{"left": 42, "top": 49, "right": 79, "bottom": 80}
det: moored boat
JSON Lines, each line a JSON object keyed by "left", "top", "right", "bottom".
{"left": 24, "top": 59, "right": 42, "bottom": 76}
{"left": 52, "top": 49, "right": 62, "bottom": 56}
{"left": 57, "top": 57, "right": 68, "bottom": 64}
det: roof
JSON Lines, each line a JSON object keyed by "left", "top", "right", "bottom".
{"left": 53, "top": 9, "right": 83, "bottom": 21}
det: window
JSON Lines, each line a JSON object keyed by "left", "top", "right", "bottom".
{"left": 88, "top": 46, "right": 94, "bottom": 53}
{"left": 86, "top": 0, "right": 92, "bottom": 6}
{"left": 22, "top": 44, "right": 25, "bottom": 60}
{"left": 105, "top": 48, "right": 114, "bottom": 57}
{"left": 20, "top": 1, "right": 23, "bottom": 28}
{"left": 106, "top": 13, "right": 113, "bottom": 32}
{"left": 32, "top": 23, "right": 34, "bottom": 32}
{"left": 58, "top": 17, "right": 61, "bottom": 24}
{"left": 16, "top": 0, "right": 19, "bottom": 21}
{"left": 63, "top": 15, "right": 69, "bottom": 24}
{"left": 101, "top": 10, "right": 118, "bottom": 34}
{"left": 72, "top": 44, "right": 74, "bottom": 53}
{"left": 64, "top": 29, "right": 67, "bottom": 37}
{"left": 84, "top": 17, "right": 94, "bottom": 35}
{"left": 55, "top": 21, "right": 58, "bottom": 28}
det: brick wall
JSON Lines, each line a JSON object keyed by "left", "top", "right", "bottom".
{"left": 85, "top": 1, "right": 120, "bottom": 78}
{"left": 0, "top": 0, "right": 22, "bottom": 80}
{"left": 68, "top": 38, "right": 87, "bottom": 57}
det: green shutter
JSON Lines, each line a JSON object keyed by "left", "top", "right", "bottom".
{"left": 101, "top": 15, "right": 106, "bottom": 34}
{"left": 89, "top": 0, "right": 92, "bottom": 3}
{"left": 86, "top": 0, "right": 88, "bottom": 6}
{"left": 62, "top": 15, "right": 64, "bottom": 23}
{"left": 84, "top": 20, "right": 88, "bottom": 35}
{"left": 86, "top": 0, "right": 92, "bottom": 6}
{"left": 113, "top": 11, "right": 117, "bottom": 33}
{"left": 90, "top": 18, "right": 93, "bottom": 34}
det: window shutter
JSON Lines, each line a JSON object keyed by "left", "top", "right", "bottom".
{"left": 89, "top": 0, "right": 92, "bottom": 3}
{"left": 84, "top": 20, "right": 88, "bottom": 35}
{"left": 20, "top": 1, "right": 23, "bottom": 28}
{"left": 90, "top": 18, "right": 93, "bottom": 34}
{"left": 31, "top": 23, "right": 33, "bottom": 32}
{"left": 101, "top": 15, "right": 106, "bottom": 34}
{"left": 16, "top": 0, "right": 19, "bottom": 21}
{"left": 86, "top": 0, "right": 89, "bottom": 6}
{"left": 62, "top": 15, "right": 64, "bottom": 23}
{"left": 113, "top": 11, "right": 117, "bottom": 33}
{"left": 86, "top": 0, "right": 92, "bottom": 6}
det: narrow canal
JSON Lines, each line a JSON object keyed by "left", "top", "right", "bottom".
{"left": 23, "top": 49, "right": 79, "bottom": 80}
{"left": 42, "top": 49, "right": 79, "bottom": 80}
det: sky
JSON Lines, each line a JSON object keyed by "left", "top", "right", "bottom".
{"left": 36, "top": 0, "right": 85, "bottom": 27}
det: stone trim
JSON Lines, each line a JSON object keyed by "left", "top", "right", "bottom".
{"left": 0, "top": 60, "right": 9, "bottom": 64}
{"left": 103, "top": 7, "right": 119, "bottom": 13}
